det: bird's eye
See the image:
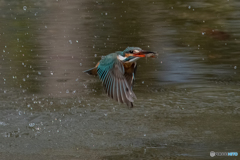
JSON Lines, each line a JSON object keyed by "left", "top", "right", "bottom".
{"left": 129, "top": 50, "right": 133, "bottom": 53}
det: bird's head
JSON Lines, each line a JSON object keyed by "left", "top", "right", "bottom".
{"left": 122, "top": 47, "right": 156, "bottom": 58}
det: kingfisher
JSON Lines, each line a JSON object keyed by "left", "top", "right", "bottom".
{"left": 83, "top": 47, "right": 156, "bottom": 107}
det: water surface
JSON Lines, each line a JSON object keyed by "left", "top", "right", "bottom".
{"left": 0, "top": 0, "right": 240, "bottom": 159}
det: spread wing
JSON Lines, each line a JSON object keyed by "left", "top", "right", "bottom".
{"left": 97, "top": 53, "right": 137, "bottom": 107}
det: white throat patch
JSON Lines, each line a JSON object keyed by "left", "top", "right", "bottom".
{"left": 117, "top": 55, "right": 127, "bottom": 61}
{"left": 129, "top": 57, "right": 140, "bottom": 62}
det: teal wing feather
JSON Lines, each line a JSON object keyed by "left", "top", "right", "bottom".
{"left": 97, "top": 53, "right": 136, "bottom": 107}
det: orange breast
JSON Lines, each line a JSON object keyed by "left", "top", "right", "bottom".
{"left": 123, "top": 62, "right": 135, "bottom": 74}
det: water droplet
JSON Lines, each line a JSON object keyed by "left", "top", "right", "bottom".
{"left": 144, "top": 148, "right": 146, "bottom": 154}
{"left": 23, "top": 6, "right": 27, "bottom": 11}
{"left": 202, "top": 32, "right": 205, "bottom": 35}
{"left": 29, "top": 123, "right": 35, "bottom": 127}
{"left": 69, "top": 40, "right": 72, "bottom": 44}
{"left": 3, "top": 50, "right": 5, "bottom": 53}
{"left": 234, "top": 66, "right": 237, "bottom": 69}
{"left": 188, "top": 6, "right": 191, "bottom": 9}
{"left": 105, "top": 12, "right": 108, "bottom": 15}
{"left": 104, "top": 113, "right": 108, "bottom": 116}
{"left": 76, "top": 40, "right": 78, "bottom": 43}
{"left": 142, "top": 81, "right": 144, "bottom": 84}
{"left": 80, "top": 63, "right": 82, "bottom": 66}
{"left": 45, "top": 25, "right": 47, "bottom": 28}
{"left": 94, "top": 54, "right": 97, "bottom": 57}
{"left": 38, "top": 71, "right": 41, "bottom": 75}
{"left": 27, "top": 74, "right": 29, "bottom": 78}
{"left": 78, "top": 100, "right": 81, "bottom": 103}
{"left": 50, "top": 102, "right": 53, "bottom": 105}
{"left": 144, "top": 134, "right": 146, "bottom": 136}
{"left": 23, "top": 78, "right": 26, "bottom": 81}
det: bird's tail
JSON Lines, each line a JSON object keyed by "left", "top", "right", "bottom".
{"left": 83, "top": 67, "right": 98, "bottom": 75}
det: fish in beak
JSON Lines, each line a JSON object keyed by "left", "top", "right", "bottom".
{"left": 133, "top": 50, "right": 157, "bottom": 58}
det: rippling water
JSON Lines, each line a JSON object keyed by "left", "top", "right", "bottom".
{"left": 0, "top": 0, "right": 240, "bottom": 159}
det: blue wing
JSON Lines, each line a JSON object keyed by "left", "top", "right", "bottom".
{"left": 97, "top": 53, "right": 136, "bottom": 107}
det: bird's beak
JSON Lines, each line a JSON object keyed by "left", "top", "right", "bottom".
{"left": 133, "top": 50, "right": 157, "bottom": 58}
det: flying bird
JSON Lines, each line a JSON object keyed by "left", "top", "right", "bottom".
{"left": 83, "top": 47, "right": 156, "bottom": 107}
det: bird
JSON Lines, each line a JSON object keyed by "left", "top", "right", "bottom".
{"left": 83, "top": 47, "right": 156, "bottom": 107}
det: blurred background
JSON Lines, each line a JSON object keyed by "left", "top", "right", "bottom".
{"left": 0, "top": 0, "right": 240, "bottom": 159}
